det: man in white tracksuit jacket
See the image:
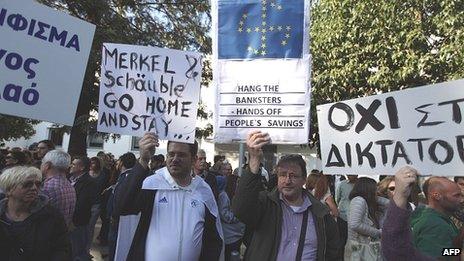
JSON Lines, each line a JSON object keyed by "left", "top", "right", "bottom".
{"left": 114, "top": 133, "right": 223, "bottom": 261}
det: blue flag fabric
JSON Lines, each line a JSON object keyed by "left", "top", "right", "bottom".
{"left": 218, "top": 0, "right": 304, "bottom": 59}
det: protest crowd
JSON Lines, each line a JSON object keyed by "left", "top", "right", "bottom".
{"left": 1, "top": 0, "right": 464, "bottom": 260}
{"left": 0, "top": 132, "right": 463, "bottom": 261}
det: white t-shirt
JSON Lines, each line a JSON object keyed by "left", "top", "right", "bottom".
{"left": 115, "top": 214, "right": 140, "bottom": 261}
{"left": 261, "top": 167, "right": 269, "bottom": 182}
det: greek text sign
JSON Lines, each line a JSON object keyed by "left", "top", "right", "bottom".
{"left": 97, "top": 43, "right": 202, "bottom": 143}
{"left": 0, "top": 0, "right": 95, "bottom": 125}
{"left": 317, "top": 79, "right": 464, "bottom": 176}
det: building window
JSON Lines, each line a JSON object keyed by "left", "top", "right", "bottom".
{"left": 48, "top": 128, "right": 63, "bottom": 147}
{"left": 88, "top": 134, "right": 104, "bottom": 148}
{"left": 131, "top": 136, "right": 141, "bottom": 151}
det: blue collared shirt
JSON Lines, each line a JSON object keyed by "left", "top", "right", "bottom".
{"left": 276, "top": 194, "right": 318, "bottom": 261}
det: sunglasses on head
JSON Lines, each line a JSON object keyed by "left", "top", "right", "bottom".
{"left": 21, "top": 180, "right": 42, "bottom": 189}
{"left": 280, "top": 154, "right": 304, "bottom": 160}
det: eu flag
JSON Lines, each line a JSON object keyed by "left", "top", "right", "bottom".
{"left": 218, "top": 0, "right": 304, "bottom": 59}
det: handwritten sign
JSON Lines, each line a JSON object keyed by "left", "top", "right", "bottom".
{"left": 97, "top": 43, "right": 202, "bottom": 143}
{"left": 212, "top": 0, "right": 311, "bottom": 144}
{"left": 317, "top": 79, "right": 464, "bottom": 176}
{"left": 0, "top": 0, "right": 95, "bottom": 125}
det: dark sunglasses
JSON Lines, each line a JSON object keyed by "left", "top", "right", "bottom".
{"left": 280, "top": 154, "right": 304, "bottom": 160}
{"left": 21, "top": 180, "right": 42, "bottom": 189}
{"left": 388, "top": 186, "right": 395, "bottom": 191}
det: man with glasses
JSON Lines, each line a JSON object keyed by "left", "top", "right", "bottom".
{"left": 233, "top": 131, "right": 340, "bottom": 261}
{"left": 32, "top": 140, "right": 56, "bottom": 168}
{"left": 36, "top": 140, "right": 55, "bottom": 160}
{"left": 114, "top": 133, "right": 223, "bottom": 260}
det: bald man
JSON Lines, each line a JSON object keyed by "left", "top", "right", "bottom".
{"left": 193, "top": 149, "right": 219, "bottom": 199}
{"left": 410, "top": 177, "right": 464, "bottom": 258}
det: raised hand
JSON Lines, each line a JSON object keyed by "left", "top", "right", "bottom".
{"left": 138, "top": 133, "right": 159, "bottom": 168}
{"left": 393, "top": 166, "right": 418, "bottom": 209}
{"left": 246, "top": 130, "right": 271, "bottom": 174}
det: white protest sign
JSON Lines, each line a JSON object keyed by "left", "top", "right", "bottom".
{"left": 0, "top": 0, "right": 95, "bottom": 125}
{"left": 317, "top": 79, "right": 464, "bottom": 176}
{"left": 214, "top": 61, "right": 311, "bottom": 144}
{"left": 211, "top": 0, "right": 311, "bottom": 144}
{"left": 97, "top": 43, "right": 202, "bottom": 143}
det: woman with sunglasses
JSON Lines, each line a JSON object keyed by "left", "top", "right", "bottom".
{"left": 0, "top": 166, "right": 71, "bottom": 260}
{"left": 378, "top": 176, "right": 419, "bottom": 210}
{"left": 377, "top": 176, "right": 395, "bottom": 200}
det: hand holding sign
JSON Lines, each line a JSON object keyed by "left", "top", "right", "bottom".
{"left": 393, "top": 166, "right": 419, "bottom": 209}
{"left": 138, "top": 133, "right": 159, "bottom": 168}
{"left": 246, "top": 131, "right": 271, "bottom": 174}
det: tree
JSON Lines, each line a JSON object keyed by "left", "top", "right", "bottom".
{"left": 0, "top": 115, "right": 40, "bottom": 143}
{"left": 38, "top": 0, "right": 212, "bottom": 156}
{"left": 310, "top": 0, "right": 464, "bottom": 153}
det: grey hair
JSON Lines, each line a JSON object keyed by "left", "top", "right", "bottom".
{"left": 0, "top": 166, "right": 42, "bottom": 193}
{"left": 42, "top": 149, "right": 71, "bottom": 170}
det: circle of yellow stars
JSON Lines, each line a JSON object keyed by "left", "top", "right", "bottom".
{"left": 237, "top": 0, "right": 293, "bottom": 57}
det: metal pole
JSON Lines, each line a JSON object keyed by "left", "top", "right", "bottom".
{"left": 238, "top": 143, "right": 245, "bottom": 177}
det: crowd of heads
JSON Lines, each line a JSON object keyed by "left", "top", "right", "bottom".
{"left": 0, "top": 139, "right": 242, "bottom": 188}
{"left": 3, "top": 136, "right": 464, "bottom": 260}
{"left": 0, "top": 140, "right": 133, "bottom": 195}
{"left": 3, "top": 139, "right": 464, "bottom": 211}
{"left": 0, "top": 139, "right": 54, "bottom": 170}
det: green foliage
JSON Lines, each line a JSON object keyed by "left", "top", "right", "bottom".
{"left": 6, "top": 0, "right": 463, "bottom": 152}
{"left": 310, "top": 0, "right": 464, "bottom": 150}
{"left": 0, "top": 114, "right": 40, "bottom": 142}
{"left": 39, "top": 0, "right": 212, "bottom": 109}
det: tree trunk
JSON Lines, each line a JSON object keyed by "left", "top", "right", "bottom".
{"left": 67, "top": 85, "right": 90, "bottom": 158}
{"left": 67, "top": 53, "right": 97, "bottom": 158}
{"left": 66, "top": 7, "right": 100, "bottom": 158}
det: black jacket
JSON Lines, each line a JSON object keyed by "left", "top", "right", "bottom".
{"left": 0, "top": 196, "right": 71, "bottom": 261}
{"left": 114, "top": 163, "right": 223, "bottom": 261}
{"left": 203, "top": 170, "right": 220, "bottom": 200}
{"left": 93, "top": 169, "right": 111, "bottom": 205}
{"left": 72, "top": 173, "right": 98, "bottom": 226}
{"left": 232, "top": 168, "right": 341, "bottom": 261}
